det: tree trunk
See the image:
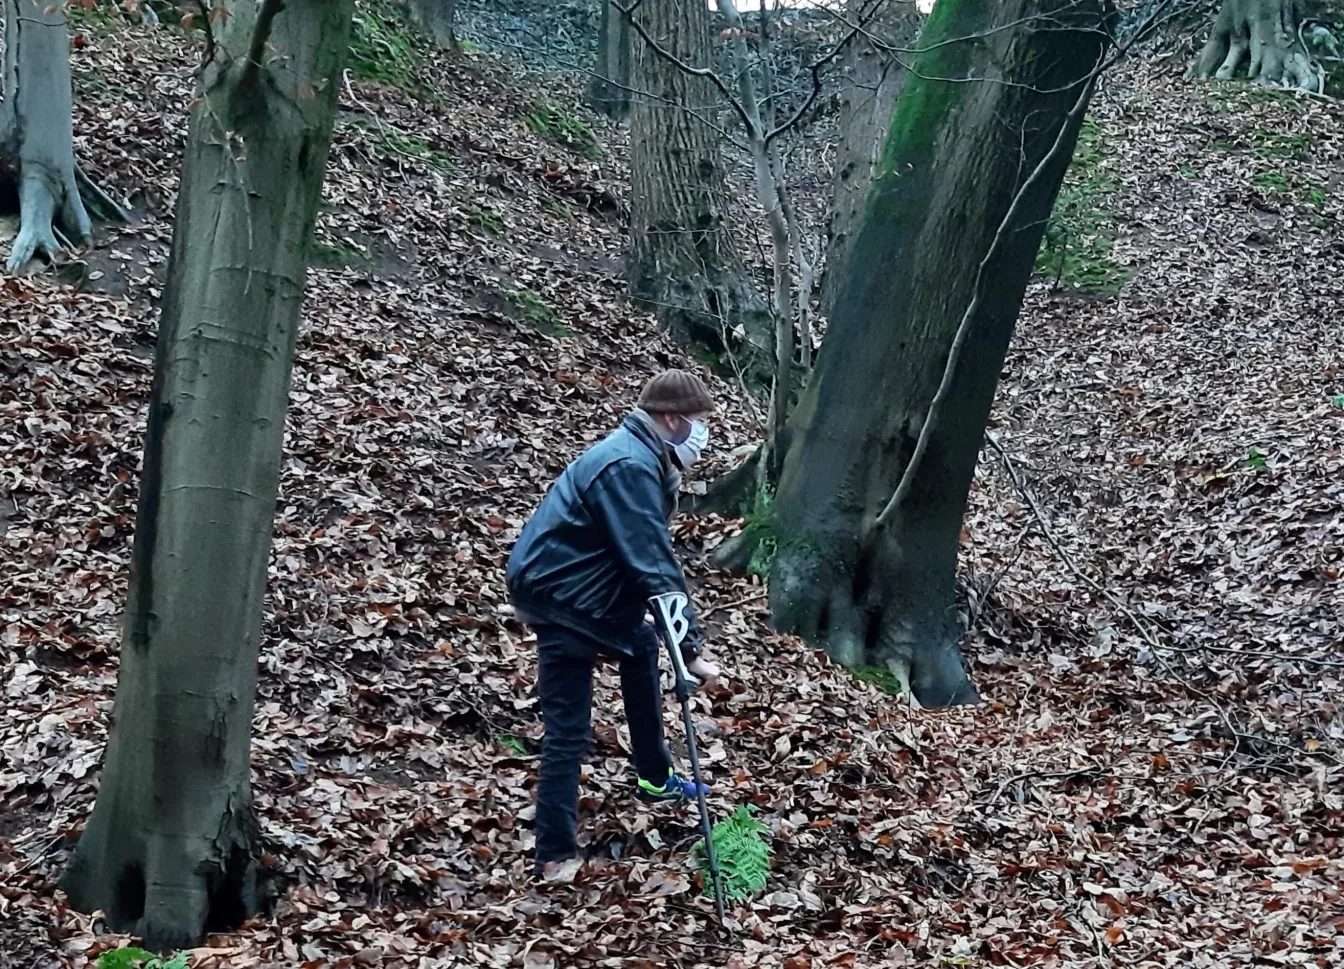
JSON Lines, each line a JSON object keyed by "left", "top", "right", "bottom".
{"left": 627, "top": 0, "right": 772, "bottom": 380}
{"left": 819, "top": 0, "right": 920, "bottom": 318}
{"left": 60, "top": 0, "right": 353, "bottom": 950}
{"left": 0, "top": 0, "right": 92, "bottom": 271}
{"left": 589, "top": 0, "right": 632, "bottom": 119}
{"left": 765, "top": 0, "right": 1110, "bottom": 708}
{"left": 1186, "top": 0, "right": 1324, "bottom": 92}
{"left": 408, "top": 0, "right": 457, "bottom": 49}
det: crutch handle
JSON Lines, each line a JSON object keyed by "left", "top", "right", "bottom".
{"left": 649, "top": 592, "right": 697, "bottom": 700}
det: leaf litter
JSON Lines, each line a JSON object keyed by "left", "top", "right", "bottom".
{"left": 2, "top": 13, "right": 1343, "bottom": 969}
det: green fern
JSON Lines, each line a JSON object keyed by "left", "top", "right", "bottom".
{"left": 96, "top": 949, "right": 188, "bottom": 969}
{"left": 698, "top": 805, "right": 771, "bottom": 900}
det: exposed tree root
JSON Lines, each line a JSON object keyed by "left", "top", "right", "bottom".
{"left": 764, "top": 496, "right": 981, "bottom": 708}
{"left": 8, "top": 166, "right": 86, "bottom": 272}
{"left": 710, "top": 529, "right": 760, "bottom": 573}
{"left": 1186, "top": 0, "right": 1325, "bottom": 93}
{"left": 687, "top": 445, "right": 761, "bottom": 517}
{"left": 0, "top": 0, "right": 130, "bottom": 274}
{"left": 76, "top": 164, "right": 132, "bottom": 225}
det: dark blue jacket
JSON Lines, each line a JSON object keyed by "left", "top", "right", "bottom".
{"left": 506, "top": 411, "right": 701, "bottom": 655}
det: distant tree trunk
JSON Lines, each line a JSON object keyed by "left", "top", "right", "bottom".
{"left": 820, "top": 0, "right": 920, "bottom": 317}
{"left": 1187, "top": 0, "right": 1323, "bottom": 91}
{"left": 627, "top": 0, "right": 772, "bottom": 379}
{"left": 0, "top": 0, "right": 126, "bottom": 272}
{"left": 589, "top": 0, "right": 632, "bottom": 119}
{"left": 60, "top": 0, "right": 353, "bottom": 950}
{"left": 765, "top": 0, "right": 1110, "bottom": 708}
{"left": 408, "top": 0, "right": 457, "bottom": 49}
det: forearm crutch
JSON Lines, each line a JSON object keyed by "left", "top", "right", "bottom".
{"left": 649, "top": 592, "right": 726, "bottom": 922}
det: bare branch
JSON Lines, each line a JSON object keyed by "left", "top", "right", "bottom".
{"left": 871, "top": 58, "right": 1103, "bottom": 532}
{"left": 193, "top": 0, "right": 217, "bottom": 75}
{"left": 484, "top": 36, "right": 745, "bottom": 144}
{"left": 613, "top": 0, "right": 755, "bottom": 136}
{"left": 242, "top": 0, "right": 284, "bottom": 88}
{"left": 985, "top": 431, "right": 1344, "bottom": 672}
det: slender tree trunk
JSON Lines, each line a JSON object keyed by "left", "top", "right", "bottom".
{"left": 627, "top": 0, "right": 772, "bottom": 379}
{"left": 764, "top": 0, "right": 1110, "bottom": 708}
{"left": 1186, "top": 0, "right": 1323, "bottom": 92}
{"left": 819, "top": 0, "right": 920, "bottom": 317}
{"left": 589, "top": 0, "right": 632, "bottom": 119}
{"left": 60, "top": 0, "right": 353, "bottom": 950}
{"left": 408, "top": 0, "right": 457, "bottom": 49}
{"left": 0, "top": 0, "right": 91, "bottom": 271}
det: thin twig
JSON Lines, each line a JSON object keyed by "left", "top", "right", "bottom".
{"left": 192, "top": 0, "right": 217, "bottom": 74}
{"left": 702, "top": 591, "right": 767, "bottom": 619}
{"left": 985, "top": 432, "right": 1344, "bottom": 670}
{"left": 865, "top": 3, "right": 1183, "bottom": 534}
{"left": 10, "top": 833, "right": 65, "bottom": 877}
{"left": 871, "top": 60, "right": 1103, "bottom": 533}
{"left": 984, "top": 431, "right": 1173, "bottom": 661}
{"left": 613, "top": 0, "right": 755, "bottom": 136}
{"left": 982, "top": 765, "right": 1104, "bottom": 808}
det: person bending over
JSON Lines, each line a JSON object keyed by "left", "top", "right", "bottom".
{"left": 506, "top": 370, "right": 722, "bottom": 876}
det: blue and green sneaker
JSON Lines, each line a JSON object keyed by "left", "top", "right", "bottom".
{"left": 636, "top": 769, "right": 710, "bottom": 803}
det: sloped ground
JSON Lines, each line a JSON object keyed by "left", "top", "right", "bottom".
{"left": 2, "top": 13, "right": 1343, "bottom": 969}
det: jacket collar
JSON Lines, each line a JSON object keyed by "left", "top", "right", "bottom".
{"left": 624, "top": 409, "right": 682, "bottom": 503}
{"left": 624, "top": 409, "right": 671, "bottom": 464}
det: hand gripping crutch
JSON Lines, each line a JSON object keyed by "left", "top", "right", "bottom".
{"left": 649, "top": 592, "right": 726, "bottom": 922}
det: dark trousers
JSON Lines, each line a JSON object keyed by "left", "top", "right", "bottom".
{"left": 533, "top": 622, "right": 672, "bottom": 870}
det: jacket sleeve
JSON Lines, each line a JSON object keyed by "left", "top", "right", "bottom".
{"left": 587, "top": 458, "right": 703, "bottom": 651}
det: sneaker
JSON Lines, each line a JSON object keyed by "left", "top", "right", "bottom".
{"left": 636, "top": 769, "right": 710, "bottom": 803}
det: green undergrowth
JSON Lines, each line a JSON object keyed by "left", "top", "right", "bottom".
{"left": 96, "top": 948, "right": 188, "bottom": 969}
{"left": 852, "top": 664, "right": 903, "bottom": 696}
{"left": 507, "top": 286, "right": 568, "bottom": 337}
{"left": 522, "top": 101, "right": 602, "bottom": 159}
{"left": 350, "top": 0, "right": 427, "bottom": 95}
{"left": 1206, "top": 129, "right": 1312, "bottom": 160}
{"left": 1036, "top": 117, "right": 1127, "bottom": 296}
{"left": 698, "top": 805, "right": 771, "bottom": 901}
{"left": 339, "top": 117, "right": 454, "bottom": 172}
{"left": 1203, "top": 82, "right": 1310, "bottom": 115}
{"left": 67, "top": 1, "right": 117, "bottom": 26}
{"left": 740, "top": 487, "right": 776, "bottom": 578}
{"left": 1244, "top": 166, "right": 1330, "bottom": 223}
{"left": 469, "top": 208, "right": 504, "bottom": 234}
{"left": 493, "top": 733, "right": 527, "bottom": 756}
{"left": 309, "top": 237, "right": 372, "bottom": 269}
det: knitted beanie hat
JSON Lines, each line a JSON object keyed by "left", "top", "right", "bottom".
{"left": 637, "top": 369, "right": 714, "bottom": 415}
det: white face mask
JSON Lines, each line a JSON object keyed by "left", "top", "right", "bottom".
{"left": 673, "top": 419, "right": 709, "bottom": 468}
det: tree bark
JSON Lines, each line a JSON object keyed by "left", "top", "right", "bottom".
{"left": 589, "top": 0, "right": 632, "bottom": 119}
{"left": 1186, "top": 0, "right": 1324, "bottom": 92}
{"left": 627, "top": 0, "right": 772, "bottom": 379}
{"left": 60, "top": 0, "right": 353, "bottom": 950}
{"left": 819, "top": 0, "right": 920, "bottom": 318}
{"left": 0, "top": 0, "right": 92, "bottom": 271}
{"left": 765, "top": 0, "right": 1110, "bottom": 708}
{"left": 408, "top": 0, "right": 457, "bottom": 49}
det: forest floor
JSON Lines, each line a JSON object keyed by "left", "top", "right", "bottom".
{"left": 2, "top": 10, "right": 1343, "bottom": 969}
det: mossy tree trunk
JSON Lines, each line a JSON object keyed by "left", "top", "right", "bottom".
{"left": 820, "top": 0, "right": 921, "bottom": 317}
{"left": 408, "top": 0, "right": 457, "bottom": 49}
{"left": 0, "top": 0, "right": 127, "bottom": 272}
{"left": 627, "top": 0, "right": 772, "bottom": 379}
{"left": 1187, "top": 0, "right": 1324, "bottom": 91}
{"left": 590, "top": 0, "right": 632, "bottom": 119}
{"left": 60, "top": 0, "right": 353, "bottom": 950}
{"left": 765, "top": 0, "right": 1110, "bottom": 707}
